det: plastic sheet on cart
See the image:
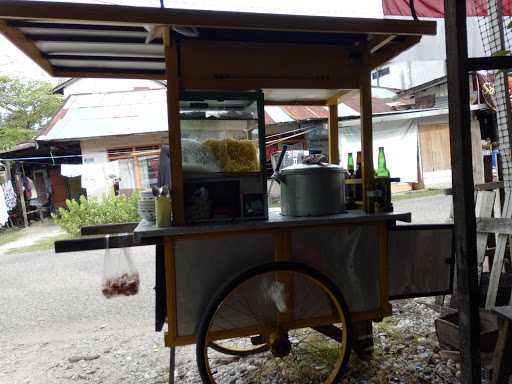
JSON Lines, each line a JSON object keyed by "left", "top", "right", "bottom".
{"left": 290, "top": 225, "right": 380, "bottom": 313}
{"left": 173, "top": 224, "right": 381, "bottom": 337}
{"left": 175, "top": 233, "right": 274, "bottom": 337}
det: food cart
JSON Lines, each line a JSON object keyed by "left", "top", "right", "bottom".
{"left": 0, "top": 2, "right": 453, "bottom": 383}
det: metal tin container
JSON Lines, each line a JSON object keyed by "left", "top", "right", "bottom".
{"left": 274, "top": 164, "right": 346, "bottom": 216}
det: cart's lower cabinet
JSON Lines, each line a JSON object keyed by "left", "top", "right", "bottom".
{"left": 290, "top": 225, "right": 381, "bottom": 313}
{"left": 169, "top": 223, "right": 387, "bottom": 342}
{"left": 388, "top": 224, "right": 454, "bottom": 299}
{"left": 174, "top": 233, "right": 274, "bottom": 337}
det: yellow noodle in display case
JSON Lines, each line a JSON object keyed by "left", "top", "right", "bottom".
{"left": 201, "top": 138, "right": 259, "bottom": 172}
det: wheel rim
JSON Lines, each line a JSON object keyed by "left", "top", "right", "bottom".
{"left": 200, "top": 267, "right": 349, "bottom": 384}
{"left": 209, "top": 340, "right": 269, "bottom": 357}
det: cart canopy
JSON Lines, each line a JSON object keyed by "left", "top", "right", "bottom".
{"left": 0, "top": 0, "right": 435, "bottom": 105}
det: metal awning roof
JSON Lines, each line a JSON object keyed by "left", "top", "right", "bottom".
{"left": 0, "top": 1, "right": 436, "bottom": 104}
{"left": 0, "top": 1, "right": 436, "bottom": 77}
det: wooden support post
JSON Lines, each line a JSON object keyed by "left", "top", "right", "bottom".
{"left": 328, "top": 103, "right": 339, "bottom": 165}
{"left": 475, "top": 191, "right": 496, "bottom": 277}
{"left": 352, "top": 320, "right": 374, "bottom": 358}
{"left": 164, "top": 236, "right": 177, "bottom": 346}
{"left": 155, "top": 243, "right": 166, "bottom": 332}
{"left": 359, "top": 42, "right": 374, "bottom": 212}
{"left": 491, "top": 316, "right": 512, "bottom": 384}
{"left": 163, "top": 28, "right": 185, "bottom": 225}
{"left": 444, "top": 0, "right": 482, "bottom": 382}
{"left": 471, "top": 116, "right": 485, "bottom": 185}
{"left": 486, "top": 193, "right": 512, "bottom": 308}
{"left": 14, "top": 166, "right": 28, "bottom": 228}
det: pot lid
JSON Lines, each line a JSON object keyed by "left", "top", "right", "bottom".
{"left": 280, "top": 163, "right": 346, "bottom": 175}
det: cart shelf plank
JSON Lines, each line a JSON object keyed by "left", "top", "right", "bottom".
{"left": 134, "top": 209, "right": 411, "bottom": 241}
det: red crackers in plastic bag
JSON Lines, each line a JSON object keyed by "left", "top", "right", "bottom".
{"left": 101, "top": 235, "right": 140, "bottom": 298}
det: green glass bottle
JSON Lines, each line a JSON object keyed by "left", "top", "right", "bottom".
{"left": 376, "top": 147, "right": 390, "bottom": 177}
{"left": 347, "top": 153, "right": 354, "bottom": 176}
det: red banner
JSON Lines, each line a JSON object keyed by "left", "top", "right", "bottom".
{"left": 382, "top": 0, "right": 512, "bottom": 17}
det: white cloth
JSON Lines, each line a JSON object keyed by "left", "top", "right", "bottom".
{"left": 2, "top": 180, "right": 16, "bottom": 210}
{"left": 0, "top": 186, "right": 9, "bottom": 226}
{"left": 339, "top": 119, "right": 419, "bottom": 183}
{"left": 61, "top": 164, "right": 84, "bottom": 178}
{"left": 102, "top": 160, "right": 119, "bottom": 180}
{"left": 118, "top": 159, "right": 135, "bottom": 190}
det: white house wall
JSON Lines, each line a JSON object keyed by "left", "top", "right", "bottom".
{"left": 80, "top": 132, "right": 168, "bottom": 198}
{"left": 79, "top": 119, "right": 250, "bottom": 198}
{"left": 371, "top": 17, "right": 484, "bottom": 90}
{"left": 372, "top": 60, "right": 446, "bottom": 90}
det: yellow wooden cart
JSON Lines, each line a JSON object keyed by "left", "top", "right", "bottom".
{"left": 1, "top": 2, "right": 454, "bottom": 383}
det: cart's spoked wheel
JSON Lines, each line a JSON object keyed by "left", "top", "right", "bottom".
{"left": 196, "top": 262, "right": 352, "bottom": 384}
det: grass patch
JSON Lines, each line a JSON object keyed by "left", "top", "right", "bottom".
{"left": 392, "top": 188, "right": 448, "bottom": 202}
{"left": 374, "top": 316, "right": 402, "bottom": 340}
{"left": 7, "top": 234, "right": 73, "bottom": 254}
{"left": 0, "top": 229, "right": 25, "bottom": 246}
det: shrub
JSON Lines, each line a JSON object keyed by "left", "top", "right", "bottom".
{"left": 53, "top": 194, "right": 140, "bottom": 236}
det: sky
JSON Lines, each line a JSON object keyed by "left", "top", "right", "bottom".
{"left": 0, "top": 0, "right": 383, "bottom": 81}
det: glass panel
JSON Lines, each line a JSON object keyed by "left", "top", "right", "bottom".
{"left": 139, "top": 156, "right": 160, "bottom": 189}
{"left": 179, "top": 96, "right": 261, "bottom": 174}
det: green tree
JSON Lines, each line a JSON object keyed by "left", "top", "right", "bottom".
{"left": 0, "top": 76, "right": 62, "bottom": 152}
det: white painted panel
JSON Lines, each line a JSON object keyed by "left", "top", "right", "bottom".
{"left": 50, "top": 59, "right": 165, "bottom": 70}
{"left": 36, "top": 41, "right": 164, "bottom": 55}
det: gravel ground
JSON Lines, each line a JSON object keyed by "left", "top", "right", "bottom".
{"left": 393, "top": 194, "right": 453, "bottom": 224}
{"left": 0, "top": 194, "right": 472, "bottom": 384}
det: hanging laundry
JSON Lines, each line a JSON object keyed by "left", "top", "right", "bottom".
{"left": 22, "top": 176, "right": 38, "bottom": 200}
{"left": 2, "top": 180, "right": 16, "bottom": 210}
{"left": 61, "top": 164, "right": 84, "bottom": 178}
{"left": 0, "top": 185, "right": 9, "bottom": 226}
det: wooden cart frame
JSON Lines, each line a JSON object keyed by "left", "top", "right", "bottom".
{"left": 0, "top": 2, "right": 447, "bottom": 382}
{"left": 160, "top": 220, "right": 394, "bottom": 348}
{"left": 0, "top": 0, "right": 436, "bottom": 220}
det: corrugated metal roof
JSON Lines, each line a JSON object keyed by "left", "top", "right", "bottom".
{"left": 342, "top": 93, "right": 395, "bottom": 114}
{"left": 39, "top": 89, "right": 168, "bottom": 141}
{"left": 39, "top": 88, "right": 400, "bottom": 141}
{"left": 281, "top": 106, "right": 329, "bottom": 120}
{"left": 265, "top": 106, "right": 295, "bottom": 124}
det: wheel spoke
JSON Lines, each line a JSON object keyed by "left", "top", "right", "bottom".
{"left": 197, "top": 264, "right": 351, "bottom": 384}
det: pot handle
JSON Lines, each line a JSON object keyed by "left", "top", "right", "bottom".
{"left": 272, "top": 145, "right": 288, "bottom": 184}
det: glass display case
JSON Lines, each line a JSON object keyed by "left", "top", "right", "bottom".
{"left": 179, "top": 91, "right": 267, "bottom": 223}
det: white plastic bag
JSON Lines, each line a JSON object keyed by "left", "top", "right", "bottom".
{"left": 101, "top": 235, "right": 140, "bottom": 299}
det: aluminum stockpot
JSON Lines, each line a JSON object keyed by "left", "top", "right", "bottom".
{"left": 273, "top": 163, "right": 346, "bottom": 217}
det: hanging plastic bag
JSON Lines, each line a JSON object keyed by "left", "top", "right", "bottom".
{"left": 102, "top": 235, "right": 140, "bottom": 298}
